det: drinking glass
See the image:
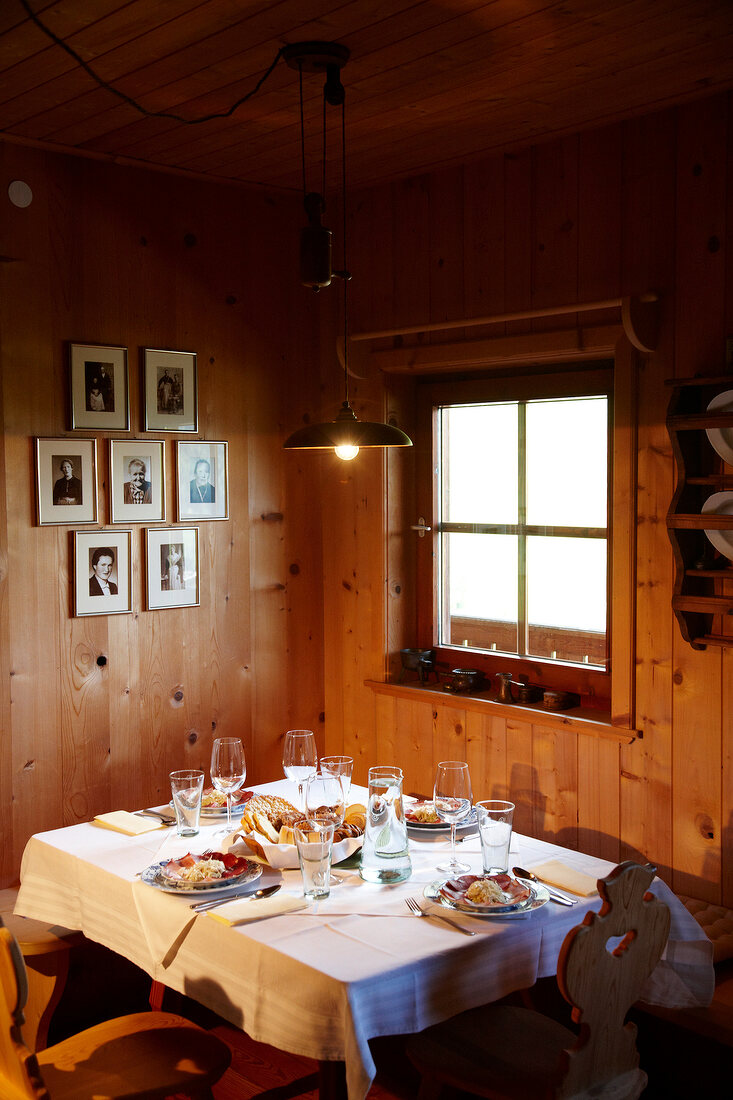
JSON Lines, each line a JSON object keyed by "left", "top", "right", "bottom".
{"left": 169, "top": 769, "right": 204, "bottom": 837}
{"left": 305, "top": 771, "right": 345, "bottom": 829}
{"left": 433, "top": 761, "right": 472, "bottom": 874}
{"left": 294, "top": 818, "right": 334, "bottom": 900}
{"left": 476, "top": 800, "right": 514, "bottom": 874}
{"left": 282, "top": 729, "right": 318, "bottom": 809}
{"left": 210, "top": 737, "right": 246, "bottom": 834}
{"left": 320, "top": 755, "right": 354, "bottom": 801}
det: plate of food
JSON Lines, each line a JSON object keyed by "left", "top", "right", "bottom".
{"left": 141, "top": 850, "right": 262, "bottom": 894}
{"left": 405, "top": 800, "right": 477, "bottom": 832}
{"left": 232, "top": 793, "right": 366, "bottom": 869}
{"left": 424, "top": 873, "right": 549, "bottom": 917}
{"left": 168, "top": 788, "right": 253, "bottom": 819}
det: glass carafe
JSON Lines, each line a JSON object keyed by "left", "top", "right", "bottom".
{"left": 359, "top": 766, "right": 412, "bottom": 884}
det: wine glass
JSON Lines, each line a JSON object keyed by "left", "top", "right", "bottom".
{"left": 282, "top": 729, "right": 318, "bottom": 810}
{"left": 433, "top": 760, "right": 472, "bottom": 875}
{"left": 319, "top": 755, "right": 354, "bottom": 803}
{"left": 210, "top": 737, "right": 246, "bottom": 835}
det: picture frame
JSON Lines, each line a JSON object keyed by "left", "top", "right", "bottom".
{"left": 74, "top": 529, "right": 132, "bottom": 617}
{"left": 109, "top": 439, "right": 166, "bottom": 523}
{"left": 69, "top": 343, "right": 129, "bottom": 430}
{"left": 35, "top": 437, "right": 98, "bottom": 526}
{"left": 176, "top": 440, "right": 229, "bottom": 521}
{"left": 143, "top": 348, "right": 197, "bottom": 432}
{"left": 145, "top": 527, "right": 200, "bottom": 610}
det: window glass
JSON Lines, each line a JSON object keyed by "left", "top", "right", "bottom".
{"left": 526, "top": 398, "right": 607, "bottom": 527}
{"left": 442, "top": 404, "right": 517, "bottom": 524}
{"left": 436, "top": 392, "right": 609, "bottom": 671}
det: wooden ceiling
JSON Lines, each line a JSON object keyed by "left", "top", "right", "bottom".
{"left": 2, "top": 1, "right": 733, "bottom": 193}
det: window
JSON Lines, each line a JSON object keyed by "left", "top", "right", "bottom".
{"left": 417, "top": 365, "right": 613, "bottom": 706}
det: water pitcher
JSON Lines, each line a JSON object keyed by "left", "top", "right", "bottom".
{"left": 359, "top": 765, "right": 412, "bottom": 883}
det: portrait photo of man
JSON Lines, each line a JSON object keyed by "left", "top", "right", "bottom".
{"left": 52, "top": 456, "right": 82, "bottom": 505}
{"left": 123, "top": 457, "right": 152, "bottom": 505}
{"left": 89, "top": 546, "right": 117, "bottom": 597}
{"left": 189, "top": 458, "right": 215, "bottom": 503}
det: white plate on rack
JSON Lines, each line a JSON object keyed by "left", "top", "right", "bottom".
{"left": 705, "top": 390, "right": 733, "bottom": 465}
{"left": 702, "top": 491, "right": 733, "bottom": 560}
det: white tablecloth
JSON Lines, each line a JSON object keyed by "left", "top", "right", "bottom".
{"left": 15, "top": 781, "right": 714, "bottom": 1100}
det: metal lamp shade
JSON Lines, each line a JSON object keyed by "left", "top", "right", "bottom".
{"left": 284, "top": 401, "right": 412, "bottom": 450}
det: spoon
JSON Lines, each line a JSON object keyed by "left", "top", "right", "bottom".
{"left": 512, "top": 867, "right": 576, "bottom": 906}
{"left": 190, "top": 882, "right": 281, "bottom": 912}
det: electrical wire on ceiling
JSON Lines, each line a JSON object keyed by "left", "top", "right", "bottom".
{"left": 18, "top": 0, "right": 284, "bottom": 125}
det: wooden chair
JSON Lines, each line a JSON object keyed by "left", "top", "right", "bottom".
{"left": 0, "top": 916, "right": 231, "bottom": 1100}
{"left": 406, "top": 861, "right": 671, "bottom": 1100}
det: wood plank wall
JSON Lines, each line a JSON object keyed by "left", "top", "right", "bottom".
{"left": 326, "top": 92, "right": 733, "bottom": 906}
{"left": 0, "top": 144, "right": 325, "bottom": 886}
{"left": 2, "top": 92, "right": 733, "bottom": 907}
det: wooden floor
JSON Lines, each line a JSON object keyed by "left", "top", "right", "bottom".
{"left": 47, "top": 939, "right": 730, "bottom": 1099}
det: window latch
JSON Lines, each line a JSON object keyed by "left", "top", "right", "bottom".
{"left": 410, "top": 517, "right": 432, "bottom": 538}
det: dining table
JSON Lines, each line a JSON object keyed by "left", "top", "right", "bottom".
{"left": 14, "top": 780, "right": 714, "bottom": 1100}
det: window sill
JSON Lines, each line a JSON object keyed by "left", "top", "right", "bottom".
{"left": 365, "top": 680, "right": 639, "bottom": 744}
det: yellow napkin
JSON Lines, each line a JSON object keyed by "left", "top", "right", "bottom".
{"left": 206, "top": 894, "right": 309, "bottom": 926}
{"left": 527, "top": 860, "right": 598, "bottom": 897}
{"left": 93, "top": 811, "right": 165, "bottom": 836}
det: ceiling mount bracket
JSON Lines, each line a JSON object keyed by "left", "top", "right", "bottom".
{"left": 282, "top": 41, "right": 350, "bottom": 74}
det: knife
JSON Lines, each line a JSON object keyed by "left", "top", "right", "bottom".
{"left": 135, "top": 809, "right": 176, "bottom": 826}
{"left": 190, "top": 883, "right": 282, "bottom": 912}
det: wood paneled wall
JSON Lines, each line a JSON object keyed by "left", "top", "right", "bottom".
{"left": 2, "top": 92, "right": 733, "bottom": 908}
{"left": 322, "top": 93, "right": 733, "bottom": 906}
{"left": 0, "top": 144, "right": 326, "bottom": 886}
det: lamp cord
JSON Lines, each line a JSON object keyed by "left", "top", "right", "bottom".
{"left": 19, "top": 0, "right": 284, "bottom": 125}
{"left": 341, "top": 98, "right": 350, "bottom": 407}
{"left": 298, "top": 65, "right": 307, "bottom": 199}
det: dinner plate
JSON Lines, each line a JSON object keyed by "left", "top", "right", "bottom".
{"left": 405, "top": 803, "right": 478, "bottom": 832}
{"left": 141, "top": 854, "right": 262, "bottom": 895}
{"left": 705, "top": 390, "right": 733, "bottom": 466}
{"left": 702, "top": 491, "right": 733, "bottom": 560}
{"left": 168, "top": 789, "right": 251, "bottom": 819}
{"left": 424, "top": 876, "right": 549, "bottom": 917}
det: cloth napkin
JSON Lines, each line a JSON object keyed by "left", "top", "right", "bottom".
{"left": 206, "top": 893, "right": 309, "bottom": 925}
{"left": 93, "top": 811, "right": 165, "bottom": 836}
{"left": 527, "top": 859, "right": 598, "bottom": 897}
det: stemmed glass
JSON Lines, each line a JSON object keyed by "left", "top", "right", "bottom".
{"left": 282, "top": 729, "right": 318, "bottom": 810}
{"left": 433, "top": 760, "right": 472, "bottom": 875}
{"left": 210, "top": 737, "right": 246, "bottom": 836}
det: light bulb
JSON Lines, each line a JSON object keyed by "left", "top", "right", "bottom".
{"left": 335, "top": 444, "right": 359, "bottom": 461}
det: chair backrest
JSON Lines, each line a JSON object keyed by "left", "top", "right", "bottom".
{"left": 554, "top": 860, "right": 670, "bottom": 1099}
{"left": 0, "top": 917, "right": 49, "bottom": 1099}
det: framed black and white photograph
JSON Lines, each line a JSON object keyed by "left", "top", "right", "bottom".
{"left": 143, "top": 348, "right": 197, "bottom": 432}
{"left": 35, "top": 437, "right": 98, "bottom": 526}
{"left": 145, "top": 527, "right": 200, "bottom": 610}
{"left": 69, "top": 343, "right": 129, "bottom": 430}
{"left": 109, "top": 439, "right": 165, "bottom": 523}
{"left": 176, "top": 440, "right": 229, "bottom": 520}
{"left": 74, "top": 529, "right": 132, "bottom": 617}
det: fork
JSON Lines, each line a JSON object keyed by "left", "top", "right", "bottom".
{"left": 405, "top": 896, "right": 476, "bottom": 936}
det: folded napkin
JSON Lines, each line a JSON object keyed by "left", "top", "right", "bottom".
{"left": 206, "top": 893, "right": 309, "bottom": 925}
{"left": 527, "top": 859, "right": 598, "bottom": 897}
{"left": 93, "top": 811, "right": 165, "bottom": 836}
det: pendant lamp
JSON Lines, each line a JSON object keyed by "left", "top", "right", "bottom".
{"left": 282, "top": 42, "right": 412, "bottom": 460}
